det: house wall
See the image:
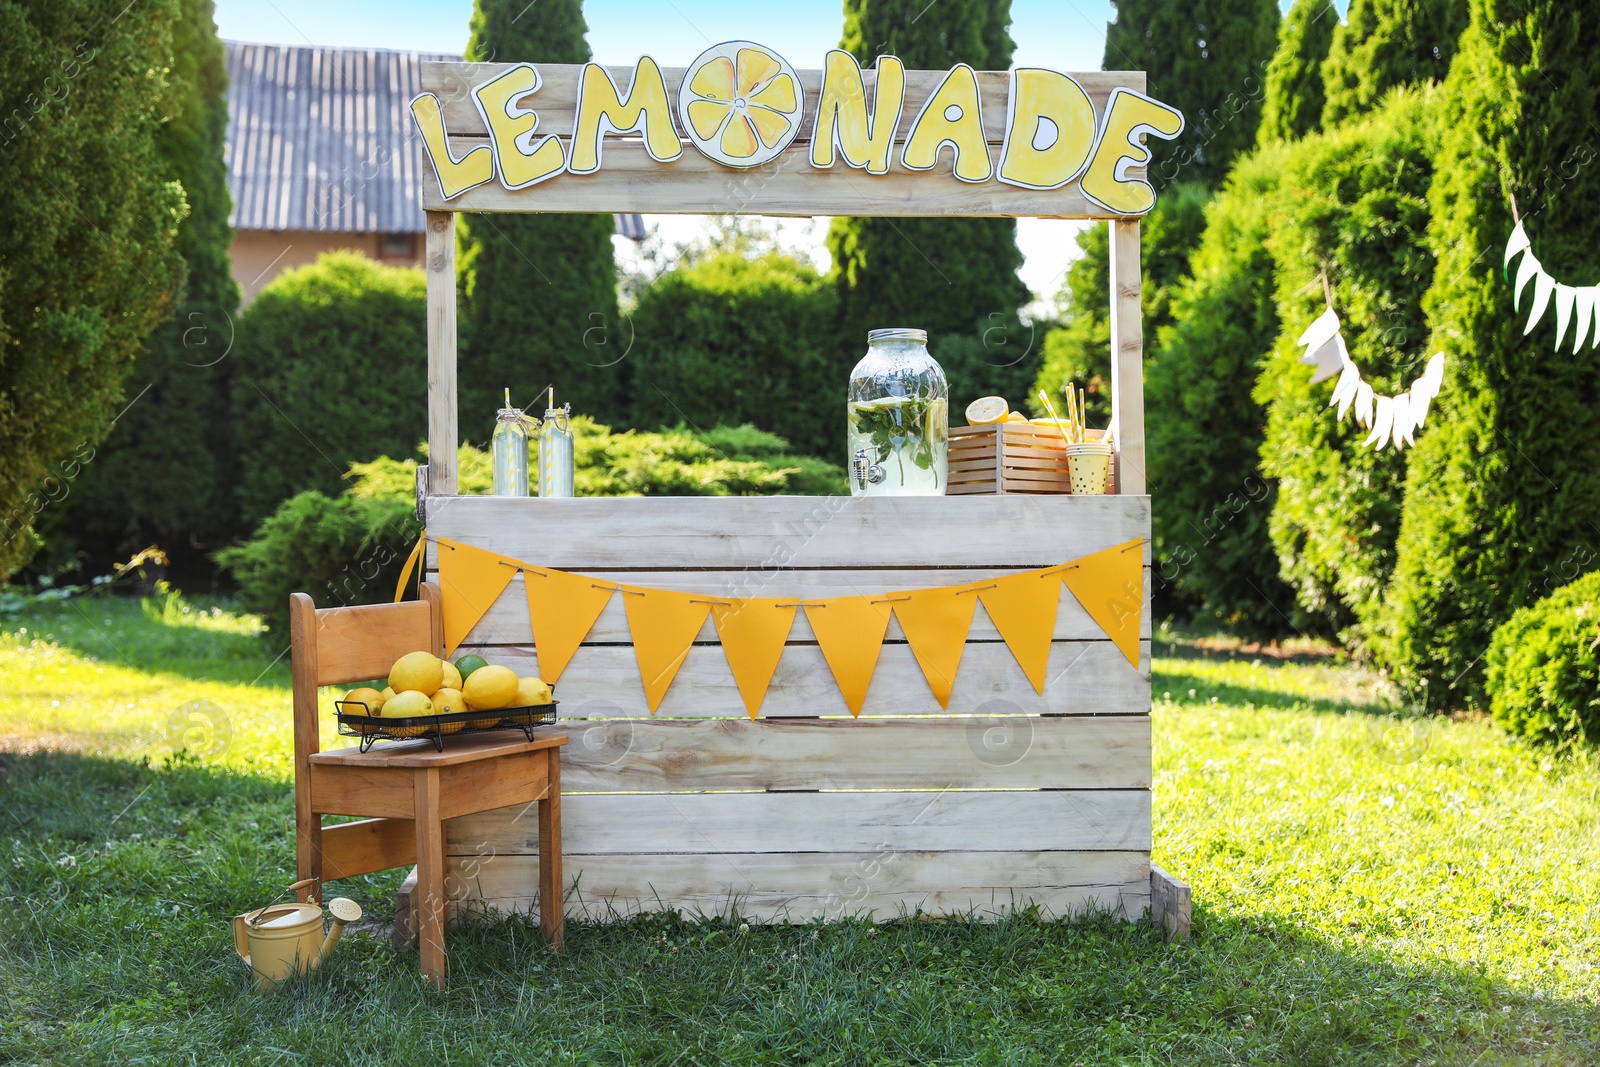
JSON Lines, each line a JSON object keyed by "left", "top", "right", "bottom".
{"left": 230, "top": 229, "right": 423, "bottom": 305}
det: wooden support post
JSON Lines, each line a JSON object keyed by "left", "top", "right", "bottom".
{"left": 1109, "top": 218, "right": 1145, "bottom": 495}
{"left": 1149, "top": 863, "right": 1191, "bottom": 942}
{"left": 538, "top": 747, "right": 564, "bottom": 949}
{"left": 425, "top": 210, "right": 458, "bottom": 498}
{"left": 414, "top": 766, "right": 448, "bottom": 988}
{"left": 289, "top": 593, "right": 322, "bottom": 903}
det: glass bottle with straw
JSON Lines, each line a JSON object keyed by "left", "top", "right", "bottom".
{"left": 491, "top": 388, "right": 534, "bottom": 496}
{"left": 537, "top": 385, "right": 575, "bottom": 498}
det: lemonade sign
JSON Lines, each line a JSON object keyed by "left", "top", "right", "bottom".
{"left": 409, "top": 41, "right": 1185, "bottom": 216}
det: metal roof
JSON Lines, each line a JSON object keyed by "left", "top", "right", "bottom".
{"left": 224, "top": 40, "right": 648, "bottom": 240}
{"left": 224, "top": 41, "right": 456, "bottom": 234}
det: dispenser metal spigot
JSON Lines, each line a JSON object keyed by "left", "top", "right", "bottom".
{"left": 852, "top": 446, "right": 886, "bottom": 491}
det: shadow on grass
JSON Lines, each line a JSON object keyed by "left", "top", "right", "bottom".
{"left": 3, "top": 750, "right": 1596, "bottom": 1065}
{"left": 5, "top": 596, "right": 291, "bottom": 689}
{"left": 1150, "top": 665, "right": 1401, "bottom": 719}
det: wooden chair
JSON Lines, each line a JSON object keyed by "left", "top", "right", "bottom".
{"left": 290, "top": 585, "right": 565, "bottom": 987}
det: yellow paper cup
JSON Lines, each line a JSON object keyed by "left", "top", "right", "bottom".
{"left": 1064, "top": 442, "right": 1112, "bottom": 495}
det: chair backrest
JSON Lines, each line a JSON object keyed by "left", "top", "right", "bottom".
{"left": 291, "top": 584, "right": 442, "bottom": 760}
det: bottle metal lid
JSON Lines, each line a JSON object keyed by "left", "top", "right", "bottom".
{"left": 867, "top": 327, "right": 927, "bottom": 344}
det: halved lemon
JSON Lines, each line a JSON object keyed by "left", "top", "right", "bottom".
{"left": 965, "top": 396, "right": 1009, "bottom": 426}
{"left": 678, "top": 42, "right": 803, "bottom": 168}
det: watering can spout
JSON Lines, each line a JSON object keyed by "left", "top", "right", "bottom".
{"left": 319, "top": 897, "right": 363, "bottom": 963}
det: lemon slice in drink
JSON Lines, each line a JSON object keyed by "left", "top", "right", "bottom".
{"left": 965, "top": 396, "right": 1009, "bottom": 426}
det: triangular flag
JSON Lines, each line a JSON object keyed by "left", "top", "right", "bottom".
{"left": 523, "top": 566, "right": 616, "bottom": 683}
{"left": 892, "top": 585, "right": 980, "bottom": 710}
{"left": 434, "top": 537, "right": 518, "bottom": 658}
{"left": 1553, "top": 283, "right": 1576, "bottom": 351}
{"left": 1363, "top": 394, "right": 1395, "bottom": 450}
{"left": 1390, "top": 392, "right": 1412, "bottom": 450}
{"left": 1525, "top": 270, "right": 1554, "bottom": 334}
{"left": 804, "top": 597, "right": 893, "bottom": 716}
{"left": 978, "top": 569, "right": 1064, "bottom": 696}
{"left": 1503, "top": 220, "right": 1530, "bottom": 277}
{"left": 621, "top": 587, "right": 711, "bottom": 714}
{"left": 711, "top": 599, "right": 797, "bottom": 719}
{"left": 1060, "top": 538, "right": 1145, "bottom": 668}
{"left": 1574, "top": 287, "right": 1595, "bottom": 355}
{"left": 1296, "top": 306, "right": 1345, "bottom": 384}
{"left": 1513, "top": 249, "right": 1541, "bottom": 311}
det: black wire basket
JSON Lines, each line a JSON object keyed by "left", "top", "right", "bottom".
{"left": 334, "top": 699, "right": 558, "bottom": 753}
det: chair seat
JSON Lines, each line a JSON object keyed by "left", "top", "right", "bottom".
{"left": 309, "top": 731, "right": 566, "bottom": 768}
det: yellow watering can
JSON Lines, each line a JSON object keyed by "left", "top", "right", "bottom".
{"left": 232, "top": 878, "right": 362, "bottom": 993}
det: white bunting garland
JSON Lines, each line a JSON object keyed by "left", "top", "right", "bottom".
{"left": 1298, "top": 305, "right": 1445, "bottom": 452}
{"left": 1504, "top": 220, "right": 1600, "bottom": 351}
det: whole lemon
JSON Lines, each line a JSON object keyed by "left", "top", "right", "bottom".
{"left": 381, "top": 689, "right": 434, "bottom": 736}
{"left": 389, "top": 651, "right": 444, "bottom": 696}
{"left": 440, "top": 661, "right": 463, "bottom": 690}
{"left": 343, "top": 686, "right": 384, "bottom": 715}
{"left": 463, "top": 664, "right": 518, "bottom": 711}
{"left": 432, "top": 687, "right": 467, "bottom": 733}
{"left": 514, "top": 676, "right": 552, "bottom": 707}
{"left": 380, "top": 686, "right": 397, "bottom": 706}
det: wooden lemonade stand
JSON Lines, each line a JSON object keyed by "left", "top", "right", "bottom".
{"left": 388, "top": 46, "right": 1189, "bottom": 939}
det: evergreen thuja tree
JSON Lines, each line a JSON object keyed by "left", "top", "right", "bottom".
{"left": 828, "top": 0, "right": 1028, "bottom": 377}
{"left": 457, "top": 0, "right": 622, "bottom": 428}
{"left": 0, "top": 0, "right": 187, "bottom": 583}
{"left": 1320, "top": 0, "right": 1467, "bottom": 126}
{"left": 1257, "top": 0, "right": 1338, "bottom": 142}
{"left": 1103, "top": 0, "right": 1281, "bottom": 187}
{"left": 1381, "top": 0, "right": 1600, "bottom": 710}
{"left": 55, "top": 0, "right": 240, "bottom": 576}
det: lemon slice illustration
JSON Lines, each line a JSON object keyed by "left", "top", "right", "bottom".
{"left": 678, "top": 41, "right": 804, "bottom": 168}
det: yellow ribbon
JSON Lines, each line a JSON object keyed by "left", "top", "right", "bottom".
{"left": 393, "top": 530, "right": 427, "bottom": 603}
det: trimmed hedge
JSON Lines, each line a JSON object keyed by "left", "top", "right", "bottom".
{"left": 1485, "top": 571, "right": 1600, "bottom": 745}
{"left": 625, "top": 251, "right": 842, "bottom": 459}
{"left": 228, "top": 253, "right": 427, "bottom": 529}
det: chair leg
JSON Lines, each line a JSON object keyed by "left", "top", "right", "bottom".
{"left": 538, "top": 748, "right": 563, "bottom": 950}
{"left": 414, "top": 767, "right": 447, "bottom": 988}
{"left": 296, "top": 813, "right": 322, "bottom": 903}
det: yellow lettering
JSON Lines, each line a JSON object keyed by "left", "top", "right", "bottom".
{"left": 1079, "top": 87, "right": 1185, "bottom": 215}
{"left": 810, "top": 51, "right": 905, "bottom": 175}
{"left": 900, "top": 64, "right": 991, "bottom": 182}
{"left": 997, "top": 69, "right": 1096, "bottom": 190}
{"left": 471, "top": 64, "right": 566, "bottom": 189}
{"left": 407, "top": 92, "right": 493, "bottom": 201}
{"left": 570, "top": 56, "right": 683, "bottom": 174}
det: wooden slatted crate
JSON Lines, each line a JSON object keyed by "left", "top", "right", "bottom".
{"left": 948, "top": 423, "right": 1118, "bottom": 495}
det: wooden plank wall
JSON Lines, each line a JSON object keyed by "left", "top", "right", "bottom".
{"left": 426, "top": 494, "right": 1153, "bottom": 924}
{"left": 417, "top": 63, "right": 1146, "bottom": 217}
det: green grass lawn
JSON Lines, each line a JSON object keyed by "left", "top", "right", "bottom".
{"left": 3, "top": 594, "right": 1598, "bottom": 1065}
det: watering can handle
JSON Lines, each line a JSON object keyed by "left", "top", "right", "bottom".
{"left": 288, "top": 877, "right": 315, "bottom": 893}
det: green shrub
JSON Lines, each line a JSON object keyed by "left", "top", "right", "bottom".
{"left": 625, "top": 251, "right": 842, "bottom": 459}
{"left": 1254, "top": 88, "right": 1441, "bottom": 640}
{"left": 1257, "top": 0, "right": 1338, "bottom": 143}
{"left": 220, "top": 421, "right": 846, "bottom": 632}
{"left": 228, "top": 253, "right": 427, "bottom": 528}
{"left": 1485, "top": 572, "right": 1600, "bottom": 745}
{"left": 1144, "top": 151, "right": 1299, "bottom": 635}
{"left": 1319, "top": 0, "right": 1466, "bottom": 126}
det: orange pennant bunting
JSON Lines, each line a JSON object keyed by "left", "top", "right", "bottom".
{"left": 710, "top": 599, "right": 798, "bottom": 719}
{"left": 1060, "top": 538, "right": 1145, "bottom": 667}
{"left": 977, "top": 569, "right": 1065, "bottom": 696}
{"left": 523, "top": 567, "right": 617, "bottom": 683}
{"left": 434, "top": 536, "right": 518, "bottom": 658}
{"left": 621, "top": 587, "right": 712, "bottom": 714}
{"left": 803, "top": 597, "right": 893, "bottom": 716}
{"left": 891, "top": 584, "right": 980, "bottom": 710}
